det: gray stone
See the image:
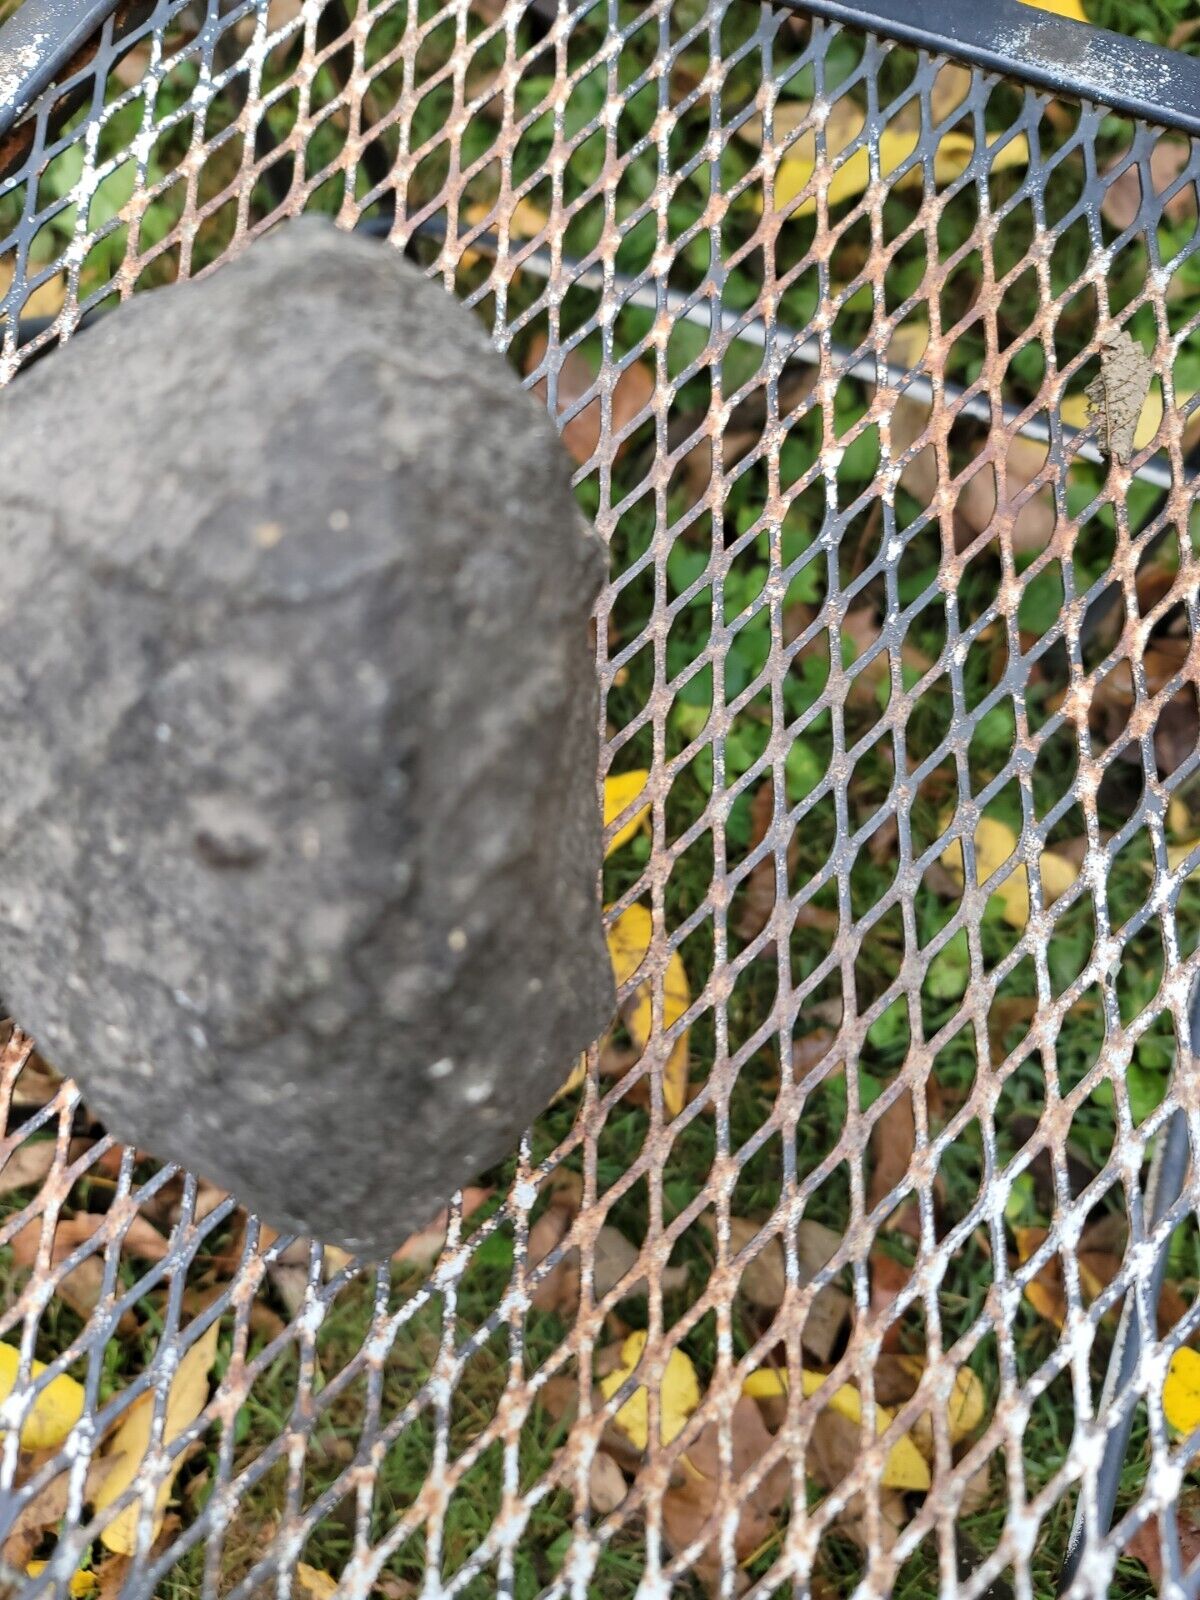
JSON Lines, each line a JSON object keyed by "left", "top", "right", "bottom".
{"left": 0, "top": 218, "right": 614, "bottom": 1258}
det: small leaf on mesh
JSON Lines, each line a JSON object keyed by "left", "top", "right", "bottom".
{"left": 1084, "top": 328, "right": 1155, "bottom": 464}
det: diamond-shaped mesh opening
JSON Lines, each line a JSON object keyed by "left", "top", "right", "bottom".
{"left": 2, "top": 1, "right": 1200, "bottom": 1597}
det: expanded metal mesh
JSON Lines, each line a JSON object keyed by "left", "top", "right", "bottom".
{"left": 2, "top": 1, "right": 1200, "bottom": 1596}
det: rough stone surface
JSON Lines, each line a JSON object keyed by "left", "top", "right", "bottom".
{"left": 0, "top": 218, "right": 614, "bottom": 1257}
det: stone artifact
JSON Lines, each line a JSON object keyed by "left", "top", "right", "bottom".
{"left": 0, "top": 218, "right": 614, "bottom": 1257}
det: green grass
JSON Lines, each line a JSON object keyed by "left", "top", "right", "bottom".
{"left": 3, "top": 0, "right": 1200, "bottom": 1595}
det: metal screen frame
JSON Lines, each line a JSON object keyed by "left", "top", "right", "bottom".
{"left": 1, "top": 2, "right": 1200, "bottom": 1598}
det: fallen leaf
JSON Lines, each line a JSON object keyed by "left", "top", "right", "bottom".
{"left": 0, "top": 1343, "right": 85, "bottom": 1449}
{"left": 12, "top": 1051, "right": 63, "bottom": 1108}
{"left": 588, "top": 1450, "right": 626, "bottom": 1513}
{"left": 528, "top": 1187, "right": 581, "bottom": 1317}
{"left": 840, "top": 604, "right": 934, "bottom": 710}
{"left": 1020, "top": 0, "right": 1087, "bottom": 15}
{"left": 939, "top": 814, "right": 1078, "bottom": 929}
{"left": 873, "top": 1353, "right": 988, "bottom": 1453}
{"left": 946, "top": 1366, "right": 987, "bottom": 1444}
{"left": 867, "top": 1089, "right": 919, "bottom": 1241}
{"left": 23, "top": 1563, "right": 98, "bottom": 1597}
{"left": 296, "top": 1563, "right": 339, "bottom": 1599}
{"left": 460, "top": 195, "right": 549, "bottom": 272}
{"left": 604, "top": 770, "right": 650, "bottom": 857}
{"left": 827, "top": 1487, "right": 910, "bottom": 1556}
{"left": 598, "top": 1330, "right": 700, "bottom": 1451}
{"left": 1101, "top": 139, "right": 1193, "bottom": 234}
{"left": 869, "top": 1250, "right": 913, "bottom": 1353}
{"left": 1164, "top": 1347, "right": 1200, "bottom": 1435}
{"left": 3, "top": 1456, "right": 117, "bottom": 1564}
{"left": 796, "top": 1221, "right": 853, "bottom": 1363}
{"left": 742, "top": 1367, "right": 930, "bottom": 1490}
{"left": 0, "top": 262, "right": 68, "bottom": 323}
{"left": 661, "top": 1394, "right": 790, "bottom": 1598}
{"left": 0, "top": 1139, "right": 58, "bottom": 1196}
{"left": 392, "top": 1187, "right": 494, "bottom": 1268}
{"left": 1153, "top": 688, "right": 1199, "bottom": 780}
{"left": 593, "top": 1225, "right": 640, "bottom": 1301}
{"left": 11, "top": 1212, "right": 171, "bottom": 1271}
{"left": 1082, "top": 329, "right": 1156, "bottom": 465}
{"left": 1011, "top": 1222, "right": 1120, "bottom": 1329}
{"left": 729, "top": 1216, "right": 786, "bottom": 1308}
{"left": 373, "top": 1578, "right": 420, "bottom": 1600}
{"left": 527, "top": 333, "right": 655, "bottom": 467}
{"left": 959, "top": 1461, "right": 993, "bottom": 1518}
{"left": 764, "top": 99, "right": 1029, "bottom": 218}
{"left": 733, "top": 779, "right": 801, "bottom": 944}
{"left": 605, "top": 905, "right": 690, "bottom": 1116}
{"left": 94, "top": 1318, "right": 221, "bottom": 1553}
{"left": 1126, "top": 1488, "right": 1200, "bottom": 1583}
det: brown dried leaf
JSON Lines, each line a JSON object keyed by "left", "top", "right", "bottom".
{"left": 526, "top": 333, "right": 654, "bottom": 467}
{"left": 1086, "top": 329, "right": 1155, "bottom": 465}
{"left": 529, "top": 1201, "right": 580, "bottom": 1316}
{"left": 734, "top": 780, "right": 795, "bottom": 943}
{"left": 827, "top": 1486, "right": 910, "bottom": 1556}
{"left": 841, "top": 605, "right": 934, "bottom": 709}
{"left": 729, "top": 1216, "right": 786, "bottom": 1308}
{"left": 1125, "top": 1488, "right": 1200, "bottom": 1583}
{"left": 1012, "top": 1223, "right": 1120, "bottom": 1328}
{"left": 592, "top": 1225, "right": 640, "bottom": 1301}
{"left": 11, "top": 1212, "right": 170, "bottom": 1270}
{"left": 1101, "top": 139, "right": 1193, "bottom": 234}
{"left": 588, "top": 1451, "right": 626, "bottom": 1514}
{"left": 661, "top": 1395, "right": 790, "bottom": 1598}
{"left": 870, "top": 1251, "right": 912, "bottom": 1353}
{"left": 1154, "top": 688, "right": 1200, "bottom": 780}
{"left": 796, "top": 1220, "right": 853, "bottom": 1363}
{"left": 391, "top": 1186, "right": 494, "bottom": 1268}
{"left": 12, "top": 1052, "right": 63, "bottom": 1108}
{"left": 9, "top": 1211, "right": 168, "bottom": 1323}
{"left": 867, "top": 1089, "right": 919, "bottom": 1240}
{"left": 2, "top": 1455, "right": 117, "bottom": 1553}
{"left": 0, "top": 1140, "right": 58, "bottom": 1196}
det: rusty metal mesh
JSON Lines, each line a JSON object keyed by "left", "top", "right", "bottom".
{"left": 3, "top": 0, "right": 1200, "bottom": 1595}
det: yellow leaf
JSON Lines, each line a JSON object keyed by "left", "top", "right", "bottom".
{"left": 892, "top": 1354, "right": 986, "bottom": 1451}
{"left": 1168, "top": 796, "right": 1191, "bottom": 836}
{"left": 946, "top": 1366, "right": 987, "bottom": 1444}
{"left": 0, "top": 1342, "right": 85, "bottom": 1450}
{"left": 1164, "top": 1348, "right": 1200, "bottom": 1434}
{"left": 296, "top": 1563, "right": 340, "bottom": 1599}
{"left": 553, "top": 1052, "right": 587, "bottom": 1102}
{"left": 604, "top": 770, "right": 651, "bottom": 857}
{"left": 1061, "top": 384, "right": 1181, "bottom": 454}
{"left": 606, "top": 903, "right": 652, "bottom": 988}
{"left": 605, "top": 907, "right": 690, "bottom": 1116}
{"left": 1020, "top": 0, "right": 1087, "bottom": 17}
{"left": 460, "top": 196, "right": 550, "bottom": 270}
{"left": 741, "top": 1367, "right": 931, "bottom": 1490}
{"left": 939, "top": 814, "right": 1078, "bottom": 930}
{"left": 770, "top": 109, "right": 1028, "bottom": 218}
{"left": 742, "top": 1367, "right": 788, "bottom": 1400}
{"left": 94, "top": 1319, "right": 220, "bottom": 1554}
{"left": 1167, "top": 838, "right": 1200, "bottom": 879}
{"left": 25, "top": 1564, "right": 98, "bottom": 1598}
{"left": 599, "top": 1330, "right": 700, "bottom": 1450}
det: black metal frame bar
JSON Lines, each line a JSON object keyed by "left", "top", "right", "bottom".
{"left": 0, "top": 0, "right": 127, "bottom": 138}
{"left": 7, "top": 0, "right": 1200, "bottom": 145}
{"left": 788, "top": 0, "right": 1200, "bottom": 138}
